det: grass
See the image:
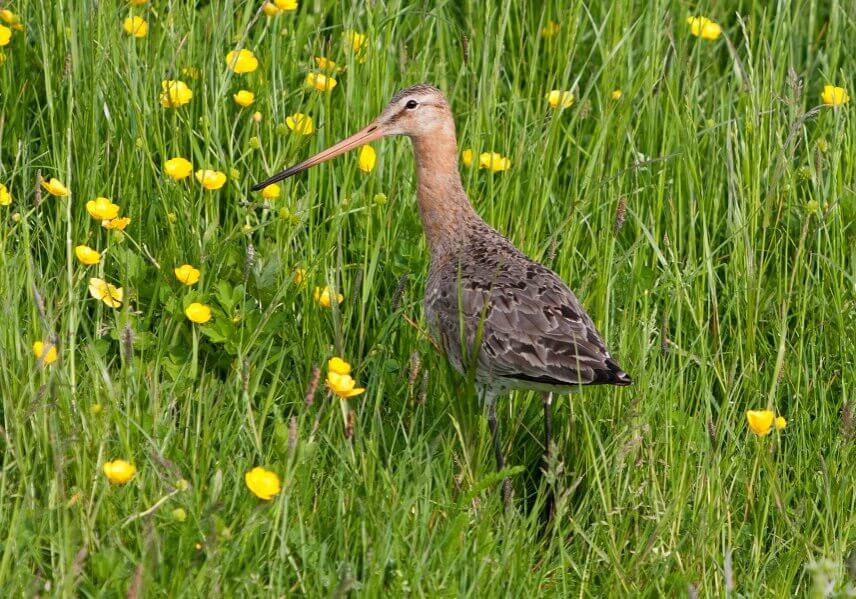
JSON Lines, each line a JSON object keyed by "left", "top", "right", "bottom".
{"left": 1, "top": 0, "right": 854, "bottom": 595}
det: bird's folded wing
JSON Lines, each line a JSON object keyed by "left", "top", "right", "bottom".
{"left": 431, "top": 262, "right": 629, "bottom": 386}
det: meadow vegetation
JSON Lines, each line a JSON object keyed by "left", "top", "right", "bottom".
{"left": 0, "top": 0, "right": 854, "bottom": 595}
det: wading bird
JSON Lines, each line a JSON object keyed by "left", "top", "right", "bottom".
{"left": 253, "top": 84, "right": 631, "bottom": 513}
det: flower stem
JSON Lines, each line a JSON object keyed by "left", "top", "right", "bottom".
{"left": 65, "top": 125, "right": 77, "bottom": 402}
{"left": 191, "top": 327, "right": 199, "bottom": 379}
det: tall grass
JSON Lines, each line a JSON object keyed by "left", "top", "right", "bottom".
{"left": 0, "top": 0, "right": 854, "bottom": 595}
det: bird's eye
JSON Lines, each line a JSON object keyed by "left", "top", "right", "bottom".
{"left": 405, "top": 99, "right": 419, "bottom": 110}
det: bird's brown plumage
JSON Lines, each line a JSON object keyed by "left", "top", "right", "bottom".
{"left": 424, "top": 215, "right": 631, "bottom": 393}
{"left": 391, "top": 85, "right": 631, "bottom": 393}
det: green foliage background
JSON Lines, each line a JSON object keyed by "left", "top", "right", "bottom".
{"left": 0, "top": 0, "right": 854, "bottom": 595}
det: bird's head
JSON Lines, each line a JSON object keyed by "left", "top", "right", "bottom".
{"left": 373, "top": 84, "right": 453, "bottom": 137}
{"left": 251, "top": 84, "right": 452, "bottom": 190}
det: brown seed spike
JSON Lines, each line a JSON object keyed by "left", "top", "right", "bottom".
{"left": 408, "top": 351, "right": 421, "bottom": 387}
{"left": 614, "top": 196, "right": 627, "bottom": 234}
{"left": 546, "top": 239, "right": 557, "bottom": 264}
{"left": 32, "top": 284, "right": 47, "bottom": 322}
{"left": 35, "top": 170, "right": 43, "bottom": 207}
{"left": 345, "top": 410, "right": 355, "bottom": 440}
{"left": 391, "top": 273, "right": 409, "bottom": 312}
{"left": 461, "top": 33, "right": 470, "bottom": 63}
{"left": 288, "top": 416, "right": 298, "bottom": 453}
{"left": 122, "top": 324, "right": 134, "bottom": 363}
{"left": 304, "top": 365, "right": 320, "bottom": 407}
{"left": 418, "top": 368, "right": 429, "bottom": 405}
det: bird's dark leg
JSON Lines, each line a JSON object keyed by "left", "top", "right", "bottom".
{"left": 542, "top": 392, "right": 555, "bottom": 522}
{"left": 486, "top": 392, "right": 511, "bottom": 509}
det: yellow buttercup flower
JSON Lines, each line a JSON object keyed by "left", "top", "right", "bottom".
{"left": 244, "top": 466, "right": 281, "bottom": 500}
{"left": 102, "top": 217, "right": 131, "bottom": 230}
{"left": 286, "top": 113, "right": 314, "bottom": 135}
{"left": 164, "top": 157, "right": 193, "bottom": 179}
{"left": 0, "top": 183, "right": 11, "bottom": 206}
{"left": 343, "top": 30, "right": 367, "bottom": 51}
{"left": 328, "top": 357, "right": 351, "bottom": 375}
{"left": 327, "top": 370, "right": 365, "bottom": 399}
{"left": 41, "top": 178, "right": 69, "bottom": 197}
{"left": 260, "top": 183, "right": 281, "bottom": 199}
{"left": 461, "top": 149, "right": 473, "bottom": 167}
{"left": 103, "top": 460, "right": 136, "bottom": 484}
{"left": 252, "top": 111, "right": 263, "bottom": 122}
{"left": 88, "top": 278, "right": 124, "bottom": 308}
{"left": 357, "top": 145, "right": 376, "bottom": 172}
{"left": 129, "top": 0, "right": 148, "bottom": 5}
{"left": 478, "top": 152, "right": 511, "bottom": 172}
{"left": 305, "top": 72, "right": 337, "bottom": 91}
{"left": 314, "top": 286, "right": 343, "bottom": 308}
{"left": 185, "top": 302, "right": 212, "bottom": 324}
{"left": 174, "top": 264, "right": 200, "bottom": 285}
{"left": 541, "top": 20, "right": 560, "bottom": 38}
{"left": 33, "top": 341, "right": 58, "bottom": 366}
{"left": 86, "top": 196, "right": 120, "bottom": 220}
{"left": 0, "top": 24, "right": 11, "bottom": 46}
{"left": 233, "top": 90, "right": 255, "bottom": 107}
{"left": 546, "top": 90, "right": 573, "bottom": 109}
{"left": 195, "top": 169, "right": 227, "bottom": 190}
{"left": 226, "top": 48, "right": 259, "bottom": 74}
{"left": 262, "top": 2, "right": 281, "bottom": 16}
{"left": 75, "top": 245, "right": 101, "bottom": 265}
{"left": 292, "top": 268, "right": 306, "bottom": 286}
{"left": 687, "top": 16, "right": 722, "bottom": 40}
{"left": 775, "top": 416, "right": 787, "bottom": 430}
{"left": 0, "top": 10, "right": 23, "bottom": 31}
{"left": 746, "top": 410, "right": 775, "bottom": 436}
{"left": 123, "top": 15, "right": 148, "bottom": 37}
{"left": 160, "top": 79, "right": 192, "bottom": 108}
{"left": 314, "top": 56, "right": 338, "bottom": 70}
{"left": 611, "top": 89, "right": 623, "bottom": 100}
{"left": 821, "top": 85, "right": 849, "bottom": 107}
{"left": 274, "top": 0, "right": 298, "bottom": 9}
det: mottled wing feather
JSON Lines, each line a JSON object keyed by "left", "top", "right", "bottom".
{"left": 425, "top": 226, "right": 631, "bottom": 389}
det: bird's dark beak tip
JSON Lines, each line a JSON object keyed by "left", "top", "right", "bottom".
{"left": 250, "top": 169, "right": 292, "bottom": 191}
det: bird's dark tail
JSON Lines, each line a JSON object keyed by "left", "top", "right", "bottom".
{"left": 598, "top": 358, "right": 632, "bottom": 386}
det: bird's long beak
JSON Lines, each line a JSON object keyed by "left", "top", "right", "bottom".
{"left": 251, "top": 121, "right": 385, "bottom": 191}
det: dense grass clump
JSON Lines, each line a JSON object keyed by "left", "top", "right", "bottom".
{"left": 0, "top": 1, "right": 854, "bottom": 595}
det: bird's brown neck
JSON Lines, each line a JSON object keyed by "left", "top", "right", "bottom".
{"left": 410, "top": 128, "right": 479, "bottom": 256}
